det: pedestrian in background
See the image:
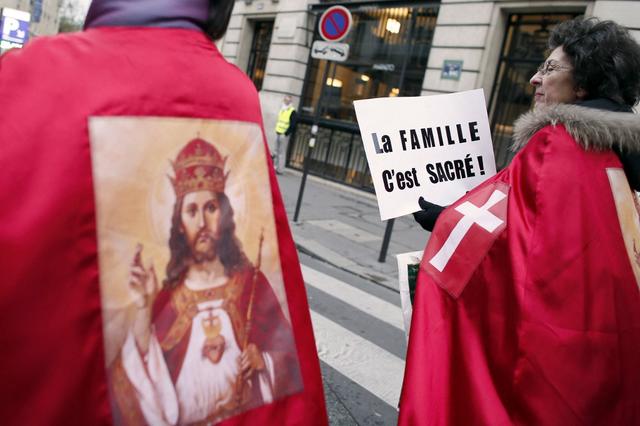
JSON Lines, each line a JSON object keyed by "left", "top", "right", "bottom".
{"left": 273, "top": 95, "right": 297, "bottom": 174}
{"left": 401, "top": 17, "right": 640, "bottom": 425}
{"left": 0, "top": 0, "right": 326, "bottom": 424}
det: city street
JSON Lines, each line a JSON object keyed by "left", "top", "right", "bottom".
{"left": 5, "top": 1, "right": 639, "bottom": 424}
{"left": 301, "top": 252, "right": 405, "bottom": 425}
{"left": 276, "top": 169, "right": 429, "bottom": 425}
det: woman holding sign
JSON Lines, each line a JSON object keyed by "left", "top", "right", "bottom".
{"left": 402, "top": 17, "right": 640, "bottom": 425}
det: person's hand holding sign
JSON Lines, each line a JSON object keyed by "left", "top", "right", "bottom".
{"left": 413, "top": 197, "right": 445, "bottom": 232}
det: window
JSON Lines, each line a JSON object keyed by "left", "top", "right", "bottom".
{"left": 287, "top": 3, "right": 439, "bottom": 190}
{"left": 488, "top": 13, "right": 581, "bottom": 169}
{"left": 300, "top": 5, "right": 438, "bottom": 123}
{"left": 246, "top": 20, "right": 274, "bottom": 91}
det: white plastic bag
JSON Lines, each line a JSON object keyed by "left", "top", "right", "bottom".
{"left": 396, "top": 250, "right": 423, "bottom": 339}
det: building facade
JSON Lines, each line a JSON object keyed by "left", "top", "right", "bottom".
{"left": 221, "top": 0, "right": 640, "bottom": 190}
{"left": 0, "top": 0, "right": 61, "bottom": 39}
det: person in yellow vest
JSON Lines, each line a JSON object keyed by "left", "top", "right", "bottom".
{"left": 273, "top": 95, "right": 297, "bottom": 174}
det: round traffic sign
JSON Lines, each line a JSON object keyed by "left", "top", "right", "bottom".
{"left": 318, "top": 6, "right": 353, "bottom": 42}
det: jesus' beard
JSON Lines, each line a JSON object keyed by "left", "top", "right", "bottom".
{"left": 190, "top": 231, "right": 218, "bottom": 263}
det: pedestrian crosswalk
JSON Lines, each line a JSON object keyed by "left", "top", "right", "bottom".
{"left": 300, "top": 264, "right": 406, "bottom": 410}
{"left": 302, "top": 265, "right": 404, "bottom": 331}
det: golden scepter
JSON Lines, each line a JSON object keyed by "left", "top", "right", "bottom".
{"left": 235, "top": 229, "right": 265, "bottom": 405}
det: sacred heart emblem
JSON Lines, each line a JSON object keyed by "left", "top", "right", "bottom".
{"left": 201, "top": 311, "right": 226, "bottom": 364}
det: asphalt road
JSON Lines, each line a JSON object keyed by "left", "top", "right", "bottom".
{"left": 299, "top": 252, "right": 407, "bottom": 425}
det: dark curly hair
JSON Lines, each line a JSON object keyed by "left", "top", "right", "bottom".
{"left": 205, "top": 0, "right": 235, "bottom": 40}
{"left": 549, "top": 17, "right": 640, "bottom": 107}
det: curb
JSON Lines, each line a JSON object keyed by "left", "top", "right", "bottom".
{"left": 295, "top": 243, "right": 400, "bottom": 294}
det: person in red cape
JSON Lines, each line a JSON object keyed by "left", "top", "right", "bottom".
{"left": 402, "top": 18, "right": 640, "bottom": 425}
{"left": 0, "top": 0, "right": 327, "bottom": 425}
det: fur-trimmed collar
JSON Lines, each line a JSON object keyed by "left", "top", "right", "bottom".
{"left": 512, "top": 103, "right": 640, "bottom": 153}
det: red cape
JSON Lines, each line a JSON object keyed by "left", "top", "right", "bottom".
{"left": 0, "top": 28, "right": 326, "bottom": 425}
{"left": 399, "top": 123, "right": 640, "bottom": 425}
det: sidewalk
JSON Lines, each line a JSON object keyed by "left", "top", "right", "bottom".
{"left": 276, "top": 169, "right": 430, "bottom": 292}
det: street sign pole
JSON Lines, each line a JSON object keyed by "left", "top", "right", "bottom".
{"left": 378, "top": 9, "right": 418, "bottom": 263}
{"left": 294, "top": 6, "right": 352, "bottom": 223}
{"left": 293, "top": 60, "right": 332, "bottom": 223}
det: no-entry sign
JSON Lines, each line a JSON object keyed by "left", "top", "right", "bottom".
{"left": 318, "top": 6, "right": 352, "bottom": 42}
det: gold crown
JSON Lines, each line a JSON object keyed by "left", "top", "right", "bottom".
{"left": 170, "top": 138, "right": 227, "bottom": 197}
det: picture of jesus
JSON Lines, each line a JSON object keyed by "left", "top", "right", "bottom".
{"left": 90, "top": 125, "right": 303, "bottom": 425}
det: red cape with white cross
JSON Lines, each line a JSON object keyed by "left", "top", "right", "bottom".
{"left": 399, "top": 123, "right": 640, "bottom": 425}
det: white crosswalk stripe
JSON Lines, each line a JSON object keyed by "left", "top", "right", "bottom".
{"left": 310, "top": 311, "right": 405, "bottom": 408}
{"left": 301, "top": 264, "right": 404, "bottom": 331}
{"left": 301, "top": 264, "right": 406, "bottom": 408}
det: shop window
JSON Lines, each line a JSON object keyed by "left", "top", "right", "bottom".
{"left": 246, "top": 20, "right": 274, "bottom": 91}
{"left": 488, "top": 13, "right": 581, "bottom": 169}
{"left": 300, "top": 4, "right": 438, "bottom": 123}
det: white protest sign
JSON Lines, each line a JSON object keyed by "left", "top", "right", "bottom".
{"left": 354, "top": 89, "right": 497, "bottom": 220}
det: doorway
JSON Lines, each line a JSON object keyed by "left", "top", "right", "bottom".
{"left": 488, "top": 12, "right": 581, "bottom": 169}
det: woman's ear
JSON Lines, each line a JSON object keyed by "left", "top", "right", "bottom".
{"left": 575, "top": 87, "right": 588, "bottom": 100}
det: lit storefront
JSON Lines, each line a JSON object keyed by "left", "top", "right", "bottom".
{"left": 288, "top": 2, "right": 440, "bottom": 191}
{"left": 223, "top": 0, "right": 639, "bottom": 190}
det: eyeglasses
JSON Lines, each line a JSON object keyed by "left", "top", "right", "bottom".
{"left": 536, "top": 61, "right": 572, "bottom": 76}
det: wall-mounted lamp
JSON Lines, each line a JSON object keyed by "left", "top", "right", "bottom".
{"left": 386, "top": 18, "right": 401, "bottom": 34}
{"left": 326, "top": 78, "right": 343, "bottom": 88}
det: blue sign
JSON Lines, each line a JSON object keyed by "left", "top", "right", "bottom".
{"left": 318, "top": 6, "right": 352, "bottom": 42}
{"left": 441, "top": 60, "right": 463, "bottom": 81}
{"left": 1, "top": 8, "right": 31, "bottom": 49}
